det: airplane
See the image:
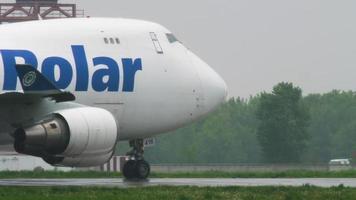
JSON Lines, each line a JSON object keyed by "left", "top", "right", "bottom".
{"left": 0, "top": 17, "right": 227, "bottom": 180}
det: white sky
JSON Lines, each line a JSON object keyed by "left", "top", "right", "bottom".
{"left": 63, "top": 1, "right": 356, "bottom": 97}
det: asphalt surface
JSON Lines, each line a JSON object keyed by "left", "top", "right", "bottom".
{"left": 0, "top": 178, "right": 355, "bottom": 187}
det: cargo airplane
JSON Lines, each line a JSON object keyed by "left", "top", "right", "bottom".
{"left": 0, "top": 18, "right": 227, "bottom": 179}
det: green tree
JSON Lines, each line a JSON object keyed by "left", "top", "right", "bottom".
{"left": 256, "top": 82, "right": 310, "bottom": 163}
{"left": 302, "top": 91, "right": 356, "bottom": 163}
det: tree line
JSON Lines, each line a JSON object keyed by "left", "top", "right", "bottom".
{"left": 119, "top": 83, "right": 356, "bottom": 164}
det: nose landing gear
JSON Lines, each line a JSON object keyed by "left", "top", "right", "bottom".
{"left": 122, "top": 139, "right": 151, "bottom": 180}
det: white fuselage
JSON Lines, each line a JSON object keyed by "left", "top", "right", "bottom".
{"left": 0, "top": 18, "right": 227, "bottom": 143}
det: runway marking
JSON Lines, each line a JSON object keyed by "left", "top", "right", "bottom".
{"left": 0, "top": 178, "right": 355, "bottom": 187}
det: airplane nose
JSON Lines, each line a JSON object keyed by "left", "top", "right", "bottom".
{"left": 188, "top": 51, "right": 228, "bottom": 114}
{"left": 201, "top": 65, "right": 228, "bottom": 112}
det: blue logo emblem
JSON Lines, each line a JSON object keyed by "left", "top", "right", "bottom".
{"left": 22, "top": 71, "right": 37, "bottom": 87}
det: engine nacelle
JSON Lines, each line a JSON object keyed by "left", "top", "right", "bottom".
{"left": 14, "top": 107, "right": 118, "bottom": 167}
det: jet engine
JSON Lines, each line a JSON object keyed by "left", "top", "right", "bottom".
{"left": 13, "top": 107, "right": 118, "bottom": 167}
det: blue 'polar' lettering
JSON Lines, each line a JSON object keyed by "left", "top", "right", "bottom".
{"left": 122, "top": 58, "right": 142, "bottom": 92}
{"left": 42, "top": 56, "right": 73, "bottom": 89}
{"left": 1, "top": 50, "right": 38, "bottom": 90}
{"left": 72, "top": 45, "right": 89, "bottom": 91}
{"left": 0, "top": 45, "right": 142, "bottom": 92}
{"left": 92, "top": 57, "right": 120, "bottom": 92}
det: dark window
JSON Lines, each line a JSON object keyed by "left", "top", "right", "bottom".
{"left": 104, "top": 38, "right": 109, "bottom": 44}
{"left": 115, "top": 38, "right": 120, "bottom": 44}
{"left": 166, "top": 33, "right": 179, "bottom": 43}
{"left": 110, "top": 38, "right": 115, "bottom": 44}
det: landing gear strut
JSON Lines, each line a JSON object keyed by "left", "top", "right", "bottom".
{"left": 122, "top": 139, "right": 150, "bottom": 180}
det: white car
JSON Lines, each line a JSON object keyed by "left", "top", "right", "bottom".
{"left": 329, "top": 159, "right": 351, "bottom": 166}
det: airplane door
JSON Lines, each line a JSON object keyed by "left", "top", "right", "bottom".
{"left": 149, "top": 32, "right": 164, "bottom": 54}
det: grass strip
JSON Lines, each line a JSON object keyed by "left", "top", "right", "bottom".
{"left": 0, "top": 185, "right": 355, "bottom": 200}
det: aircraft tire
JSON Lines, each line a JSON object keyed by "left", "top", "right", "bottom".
{"left": 123, "top": 160, "right": 136, "bottom": 179}
{"left": 135, "top": 160, "right": 150, "bottom": 179}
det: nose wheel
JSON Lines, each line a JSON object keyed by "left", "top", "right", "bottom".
{"left": 122, "top": 139, "right": 151, "bottom": 180}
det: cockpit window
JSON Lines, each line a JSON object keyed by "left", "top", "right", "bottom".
{"left": 166, "top": 33, "right": 179, "bottom": 43}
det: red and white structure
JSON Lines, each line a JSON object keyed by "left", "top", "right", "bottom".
{"left": 0, "top": 0, "right": 84, "bottom": 23}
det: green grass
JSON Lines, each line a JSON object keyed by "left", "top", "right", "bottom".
{"left": 0, "top": 185, "right": 355, "bottom": 200}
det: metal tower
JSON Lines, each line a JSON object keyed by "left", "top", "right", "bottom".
{"left": 0, "top": 0, "right": 84, "bottom": 23}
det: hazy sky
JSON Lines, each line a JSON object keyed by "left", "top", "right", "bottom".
{"left": 62, "top": 0, "right": 356, "bottom": 97}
